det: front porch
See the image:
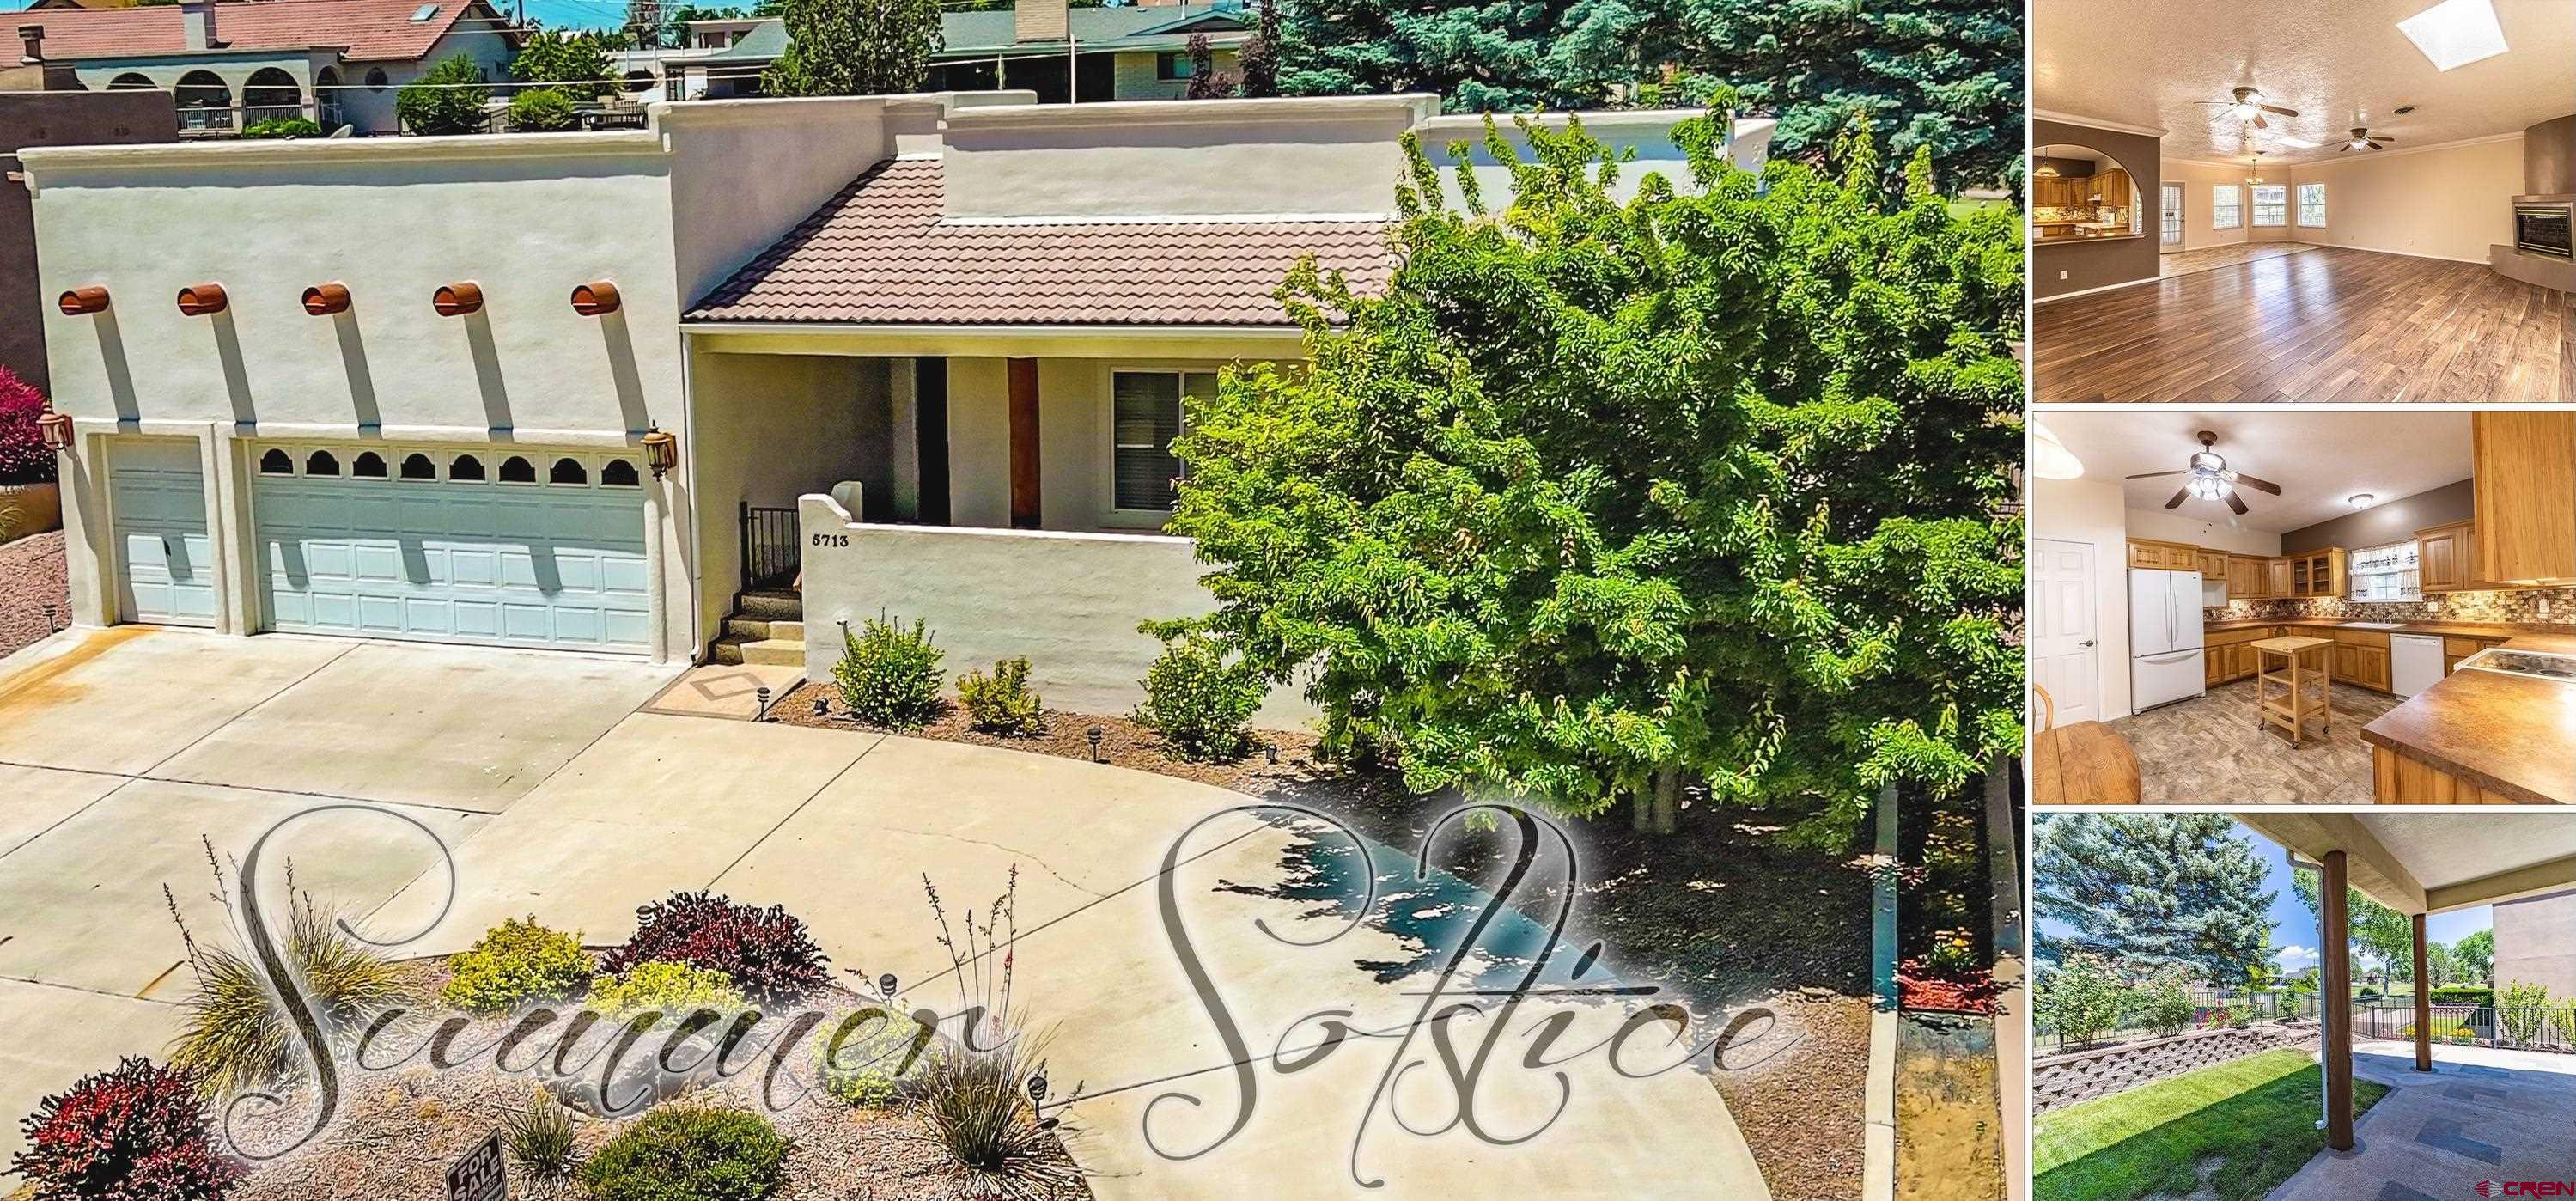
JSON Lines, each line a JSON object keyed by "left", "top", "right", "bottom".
{"left": 2276, "top": 1041, "right": 2576, "bottom": 1201}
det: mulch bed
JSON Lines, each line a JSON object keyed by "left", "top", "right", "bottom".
{"left": 0, "top": 529, "right": 67, "bottom": 659}
{"left": 1897, "top": 966, "right": 2001, "bottom": 1016}
{"left": 769, "top": 683, "right": 1875, "bottom": 1201}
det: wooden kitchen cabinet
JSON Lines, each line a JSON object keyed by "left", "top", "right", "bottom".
{"left": 2332, "top": 627, "right": 2392, "bottom": 692}
{"left": 2126, "top": 539, "right": 2199, "bottom": 570}
{"left": 2286, "top": 549, "right": 2348, "bottom": 598}
{"left": 2089, "top": 168, "right": 2132, "bottom": 207}
{"left": 2226, "top": 555, "right": 2267, "bottom": 597}
{"left": 2265, "top": 558, "right": 2293, "bottom": 597}
{"left": 2196, "top": 549, "right": 2229, "bottom": 580}
{"left": 2417, "top": 521, "right": 2479, "bottom": 592}
{"left": 2472, "top": 412, "right": 2576, "bottom": 585}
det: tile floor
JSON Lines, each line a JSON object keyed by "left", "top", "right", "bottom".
{"left": 2273, "top": 1042, "right": 2576, "bottom": 1201}
{"left": 2106, "top": 678, "right": 2402, "bottom": 804}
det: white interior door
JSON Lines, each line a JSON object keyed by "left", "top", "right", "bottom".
{"left": 2159, "top": 182, "right": 2183, "bottom": 247}
{"left": 109, "top": 440, "right": 217, "bottom": 627}
{"left": 2030, "top": 538, "right": 2100, "bottom": 726}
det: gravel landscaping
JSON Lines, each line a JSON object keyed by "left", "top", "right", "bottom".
{"left": 0, "top": 529, "right": 66, "bottom": 659}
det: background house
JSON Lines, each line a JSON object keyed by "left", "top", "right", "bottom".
{"left": 9, "top": 0, "right": 515, "bottom": 135}
{"left": 2493, "top": 887, "right": 2576, "bottom": 997}
{"left": 684, "top": 0, "right": 1250, "bottom": 103}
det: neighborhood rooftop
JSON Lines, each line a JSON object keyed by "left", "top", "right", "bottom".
{"left": 685, "top": 157, "right": 1395, "bottom": 327}
{"left": 701, "top": 3, "right": 1252, "bottom": 64}
{"left": 9, "top": 0, "right": 495, "bottom": 62}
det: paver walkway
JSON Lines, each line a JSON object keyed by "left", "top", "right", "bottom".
{"left": 0, "top": 628, "right": 1775, "bottom": 1198}
{"left": 2272, "top": 1041, "right": 2576, "bottom": 1201}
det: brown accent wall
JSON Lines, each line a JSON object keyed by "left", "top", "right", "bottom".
{"left": 2033, "top": 119, "right": 2160, "bottom": 301}
{"left": 2529, "top": 113, "right": 2576, "bottom": 195}
{"left": 2494, "top": 888, "right": 2576, "bottom": 1000}
{"left": 2279, "top": 479, "right": 2474, "bottom": 554}
{"left": 0, "top": 90, "right": 178, "bottom": 394}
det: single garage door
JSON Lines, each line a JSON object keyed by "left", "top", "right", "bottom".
{"left": 251, "top": 445, "right": 652, "bottom": 654}
{"left": 110, "top": 439, "right": 217, "bottom": 627}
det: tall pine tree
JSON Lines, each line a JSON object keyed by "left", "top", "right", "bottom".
{"left": 2034, "top": 814, "right": 2277, "bottom": 985}
{"left": 1276, "top": 1, "right": 1589, "bottom": 112}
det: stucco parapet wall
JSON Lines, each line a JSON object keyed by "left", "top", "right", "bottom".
{"left": 941, "top": 92, "right": 1444, "bottom": 136}
{"left": 63, "top": 418, "right": 649, "bottom": 448}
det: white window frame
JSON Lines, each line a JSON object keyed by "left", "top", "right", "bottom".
{"left": 2212, "top": 185, "right": 2242, "bottom": 230}
{"left": 2250, "top": 184, "right": 2287, "bottom": 228}
{"left": 2159, "top": 182, "right": 2183, "bottom": 245}
{"left": 2297, "top": 182, "right": 2327, "bottom": 228}
{"left": 1104, "top": 366, "right": 1216, "bottom": 526}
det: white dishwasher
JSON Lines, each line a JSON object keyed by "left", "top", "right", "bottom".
{"left": 2391, "top": 634, "right": 2445, "bottom": 698}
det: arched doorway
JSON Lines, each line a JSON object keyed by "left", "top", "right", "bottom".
{"left": 174, "top": 70, "right": 233, "bottom": 132}
{"left": 314, "top": 65, "right": 344, "bottom": 131}
{"left": 107, "top": 72, "right": 155, "bottom": 90}
{"left": 242, "top": 67, "right": 303, "bottom": 127}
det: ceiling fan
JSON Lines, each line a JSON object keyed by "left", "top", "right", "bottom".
{"left": 2123, "top": 430, "right": 2285, "bottom": 516}
{"left": 2340, "top": 126, "right": 2396, "bottom": 152}
{"left": 2204, "top": 86, "right": 2299, "bottom": 130}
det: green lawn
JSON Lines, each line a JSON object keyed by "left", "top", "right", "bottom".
{"left": 2034, "top": 1049, "right": 2390, "bottom": 1201}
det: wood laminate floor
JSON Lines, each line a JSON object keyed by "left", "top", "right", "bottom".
{"left": 2035, "top": 246, "right": 2575, "bottom": 402}
{"left": 2159, "top": 242, "right": 2321, "bottom": 278}
{"left": 2104, "top": 679, "right": 2402, "bottom": 804}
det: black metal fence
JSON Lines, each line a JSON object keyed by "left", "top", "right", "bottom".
{"left": 2037, "top": 991, "right": 2318, "bottom": 1056}
{"left": 740, "top": 503, "right": 801, "bottom": 590}
{"left": 2355, "top": 1003, "right": 2576, "bottom": 1052}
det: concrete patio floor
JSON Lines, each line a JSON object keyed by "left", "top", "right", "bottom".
{"left": 0, "top": 627, "right": 1775, "bottom": 1198}
{"left": 2273, "top": 1041, "right": 2576, "bottom": 1201}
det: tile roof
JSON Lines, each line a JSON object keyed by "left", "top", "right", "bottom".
{"left": 686, "top": 157, "right": 1394, "bottom": 328}
{"left": 15, "top": 0, "right": 496, "bottom": 64}
{"left": 700, "top": 6, "right": 1247, "bottom": 63}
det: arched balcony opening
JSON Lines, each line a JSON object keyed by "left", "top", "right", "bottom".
{"left": 174, "top": 70, "right": 233, "bottom": 133}
{"left": 243, "top": 67, "right": 305, "bottom": 128}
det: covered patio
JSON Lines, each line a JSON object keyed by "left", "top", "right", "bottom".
{"left": 2240, "top": 813, "right": 2576, "bottom": 1195}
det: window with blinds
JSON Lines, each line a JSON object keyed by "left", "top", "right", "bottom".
{"left": 2251, "top": 185, "right": 2287, "bottom": 228}
{"left": 1112, "top": 371, "right": 1213, "bottom": 511}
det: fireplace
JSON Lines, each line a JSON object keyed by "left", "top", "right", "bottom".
{"left": 2519, "top": 198, "right": 2574, "bottom": 260}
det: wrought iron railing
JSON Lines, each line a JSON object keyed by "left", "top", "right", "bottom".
{"left": 740, "top": 503, "right": 801, "bottom": 590}
{"left": 241, "top": 104, "right": 305, "bottom": 127}
{"left": 2356, "top": 1003, "right": 2576, "bottom": 1053}
{"left": 178, "top": 107, "right": 235, "bottom": 131}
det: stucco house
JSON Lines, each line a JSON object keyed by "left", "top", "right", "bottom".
{"left": 686, "top": 0, "right": 1251, "bottom": 104}
{"left": 21, "top": 89, "right": 1769, "bottom": 714}
{"left": 11, "top": 0, "right": 515, "bottom": 136}
{"left": 2492, "top": 887, "right": 2576, "bottom": 999}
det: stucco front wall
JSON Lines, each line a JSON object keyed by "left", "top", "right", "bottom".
{"left": 799, "top": 497, "right": 1312, "bottom": 726}
{"left": 2494, "top": 888, "right": 2576, "bottom": 1000}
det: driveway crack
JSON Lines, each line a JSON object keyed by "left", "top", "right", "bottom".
{"left": 858, "top": 823, "right": 1111, "bottom": 899}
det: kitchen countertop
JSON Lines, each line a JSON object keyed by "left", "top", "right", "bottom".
{"left": 2031, "top": 229, "right": 2144, "bottom": 244}
{"left": 2204, "top": 618, "right": 2576, "bottom": 641}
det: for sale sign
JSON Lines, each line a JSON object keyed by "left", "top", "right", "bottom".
{"left": 447, "top": 1131, "right": 508, "bottom": 1201}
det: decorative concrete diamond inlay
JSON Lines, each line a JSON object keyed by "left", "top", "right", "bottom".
{"left": 688, "top": 670, "right": 770, "bottom": 702}
{"left": 2416, "top": 1117, "right": 2505, "bottom": 1165}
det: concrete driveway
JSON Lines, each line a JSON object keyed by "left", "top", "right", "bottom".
{"left": 1, "top": 627, "right": 1770, "bottom": 1198}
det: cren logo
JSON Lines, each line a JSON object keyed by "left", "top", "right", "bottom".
{"left": 2487, "top": 1183, "right": 2576, "bottom": 1198}
{"left": 2479, "top": 1184, "right": 2493, "bottom": 1198}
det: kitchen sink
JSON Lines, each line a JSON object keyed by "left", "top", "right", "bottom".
{"left": 2338, "top": 622, "right": 2409, "bottom": 630}
{"left": 2457, "top": 648, "right": 2576, "bottom": 682}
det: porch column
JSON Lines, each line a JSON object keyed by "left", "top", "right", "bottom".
{"left": 1008, "top": 357, "right": 1039, "bottom": 529}
{"left": 2413, "top": 913, "right": 2432, "bottom": 1072}
{"left": 2323, "top": 850, "right": 2354, "bottom": 1151}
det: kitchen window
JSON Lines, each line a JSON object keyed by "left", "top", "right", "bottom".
{"left": 2348, "top": 540, "right": 2421, "bottom": 602}
{"left": 2251, "top": 185, "right": 2287, "bottom": 228}
{"left": 2212, "top": 185, "right": 2242, "bottom": 230}
{"left": 1112, "top": 370, "right": 1215, "bottom": 512}
{"left": 2159, "top": 182, "right": 2183, "bottom": 244}
{"left": 2297, "top": 183, "right": 2327, "bottom": 228}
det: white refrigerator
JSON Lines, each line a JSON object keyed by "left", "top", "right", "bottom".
{"left": 2129, "top": 568, "right": 2206, "bottom": 712}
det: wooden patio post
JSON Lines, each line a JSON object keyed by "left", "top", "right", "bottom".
{"left": 1008, "top": 357, "right": 1039, "bottom": 529}
{"left": 2413, "top": 913, "right": 2433, "bottom": 1072}
{"left": 2323, "top": 850, "right": 2354, "bottom": 1151}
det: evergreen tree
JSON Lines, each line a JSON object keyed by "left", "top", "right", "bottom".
{"left": 1276, "top": 0, "right": 1588, "bottom": 112}
{"left": 2292, "top": 869, "right": 2417, "bottom": 994}
{"left": 1163, "top": 113, "right": 2022, "bottom": 844}
{"left": 762, "top": 0, "right": 941, "bottom": 97}
{"left": 2033, "top": 814, "right": 2276, "bottom": 984}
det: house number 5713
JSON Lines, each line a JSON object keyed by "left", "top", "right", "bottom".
{"left": 812, "top": 533, "right": 850, "bottom": 548}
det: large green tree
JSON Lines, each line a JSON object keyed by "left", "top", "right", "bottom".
{"left": 2290, "top": 869, "right": 2417, "bottom": 994}
{"left": 2455, "top": 928, "right": 2494, "bottom": 984}
{"left": 396, "top": 54, "right": 490, "bottom": 137}
{"left": 1163, "top": 113, "right": 2021, "bottom": 845}
{"left": 512, "top": 29, "right": 620, "bottom": 103}
{"left": 761, "top": 0, "right": 941, "bottom": 97}
{"left": 2033, "top": 814, "right": 2276, "bottom": 985}
{"left": 1276, "top": 0, "right": 1590, "bottom": 111}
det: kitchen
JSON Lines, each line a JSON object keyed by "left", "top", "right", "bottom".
{"left": 2028, "top": 142, "right": 2141, "bottom": 245}
{"left": 2029, "top": 410, "right": 2576, "bottom": 805}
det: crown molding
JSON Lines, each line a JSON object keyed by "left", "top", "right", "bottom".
{"left": 2034, "top": 109, "right": 2169, "bottom": 138}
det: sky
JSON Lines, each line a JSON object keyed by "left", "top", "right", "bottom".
{"left": 2036, "top": 815, "right": 2492, "bottom": 979}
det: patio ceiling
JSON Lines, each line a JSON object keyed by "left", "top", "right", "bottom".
{"left": 2239, "top": 813, "right": 2576, "bottom": 915}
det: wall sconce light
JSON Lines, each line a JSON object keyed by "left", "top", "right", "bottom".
{"left": 57, "top": 285, "right": 108, "bottom": 315}
{"left": 174, "top": 283, "right": 228, "bottom": 316}
{"left": 569, "top": 281, "right": 621, "bottom": 316}
{"left": 36, "top": 404, "right": 73, "bottom": 453}
{"left": 431, "top": 282, "right": 484, "bottom": 317}
{"left": 301, "top": 283, "right": 351, "bottom": 315}
{"left": 640, "top": 425, "right": 678, "bottom": 479}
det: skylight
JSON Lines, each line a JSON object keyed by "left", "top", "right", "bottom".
{"left": 2397, "top": 0, "right": 2509, "bottom": 71}
{"left": 410, "top": 3, "right": 442, "bottom": 21}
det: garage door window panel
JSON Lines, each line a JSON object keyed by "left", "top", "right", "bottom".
{"left": 450, "top": 454, "right": 487, "bottom": 483}
{"left": 260, "top": 449, "right": 295, "bottom": 475}
{"left": 499, "top": 456, "right": 538, "bottom": 485}
{"left": 305, "top": 451, "right": 340, "bottom": 477}
{"left": 400, "top": 454, "right": 436, "bottom": 480}
{"left": 352, "top": 452, "right": 387, "bottom": 479}
{"left": 550, "top": 458, "right": 588, "bottom": 486}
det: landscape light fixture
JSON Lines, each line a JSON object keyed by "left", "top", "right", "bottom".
{"left": 878, "top": 972, "right": 897, "bottom": 997}
{"left": 1087, "top": 726, "right": 1105, "bottom": 762}
{"left": 641, "top": 425, "right": 678, "bottom": 479}
{"left": 2397, "top": 0, "right": 2508, "bottom": 71}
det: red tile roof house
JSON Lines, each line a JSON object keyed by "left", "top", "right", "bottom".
{"left": 12, "top": 0, "right": 515, "bottom": 135}
{"left": 21, "top": 90, "right": 1769, "bottom": 716}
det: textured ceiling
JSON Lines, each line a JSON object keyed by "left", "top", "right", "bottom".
{"left": 2370, "top": 814, "right": 2576, "bottom": 893}
{"left": 2036, "top": 409, "right": 2473, "bottom": 533}
{"left": 2035, "top": 0, "right": 2576, "bottom": 165}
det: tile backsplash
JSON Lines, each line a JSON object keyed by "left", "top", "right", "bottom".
{"left": 2031, "top": 205, "right": 2101, "bottom": 223}
{"left": 2204, "top": 588, "right": 2576, "bottom": 625}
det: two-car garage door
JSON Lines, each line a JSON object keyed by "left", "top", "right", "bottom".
{"left": 250, "top": 445, "right": 652, "bottom": 654}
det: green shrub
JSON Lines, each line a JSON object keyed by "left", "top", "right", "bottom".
{"left": 397, "top": 53, "right": 490, "bottom": 136}
{"left": 1920, "top": 928, "right": 1976, "bottom": 976}
{"left": 957, "top": 656, "right": 1044, "bottom": 735}
{"left": 502, "top": 1087, "right": 580, "bottom": 1186}
{"left": 168, "top": 892, "right": 417, "bottom": 1096}
{"left": 2124, "top": 971, "right": 2195, "bottom": 1038}
{"left": 585, "top": 961, "right": 748, "bottom": 1022}
{"left": 2432, "top": 985, "right": 2495, "bottom": 1008}
{"left": 578, "top": 1105, "right": 788, "bottom": 1201}
{"left": 915, "top": 1018, "right": 1081, "bottom": 1198}
{"left": 441, "top": 916, "right": 594, "bottom": 1015}
{"left": 507, "top": 88, "right": 579, "bottom": 132}
{"left": 813, "top": 1008, "right": 941, "bottom": 1107}
{"left": 2223, "top": 1002, "right": 2254, "bottom": 1028}
{"left": 244, "top": 118, "right": 322, "bottom": 139}
{"left": 2036, "top": 953, "right": 2122, "bottom": 1049}
{"left": 2358, "top": 986, "right": 2381, "bottom": 1002}
{"left": 833, "top": 613, "right": 945, "bottom": 729}
{"left": 2500, "top": 980, "right": 2555, "bottom": 1046}
{"left": 1132, "top": 631, "right": 1263, "bottom": 761}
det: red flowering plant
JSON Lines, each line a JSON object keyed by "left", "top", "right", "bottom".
{"left": 9, "top": 1057, "right": 243, "bottom": 1199}
{"left": 0, "top": 365, "right": 57, "bottom": 487}
{"left": 599, "top": 890, "right": 831, "bottom": 1008}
